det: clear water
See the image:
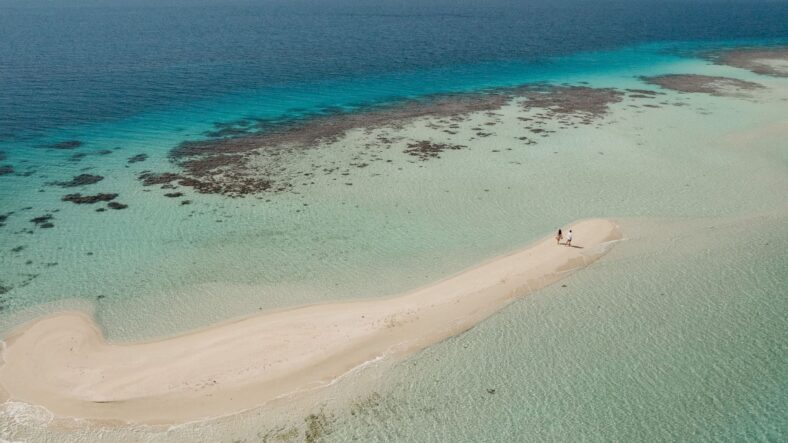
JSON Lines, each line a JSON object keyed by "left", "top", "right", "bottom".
{"left": 0, "top": 1, "right": 787, "bottom": 441}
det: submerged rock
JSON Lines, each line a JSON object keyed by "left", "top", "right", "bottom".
{"left": 0, "top": 165, "right": 14, "bottom": 175}
{"left": 138, "top": 172, "right": 183, "bottom": 186}
{"left": 68, "top": 153, "right": 88, "bottom": 162}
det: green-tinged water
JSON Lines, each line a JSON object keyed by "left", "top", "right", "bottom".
{"left": 323, "top": 214, "right": 788, "bottom": 442}
{"left": 1, "top": 52, "right": 787, "bottom": 441}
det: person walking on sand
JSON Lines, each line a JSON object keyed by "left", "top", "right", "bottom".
{"left": 556, "top": 228, "right": 563, "bottom": 245}
{"left": 565, "top": 229, "right": 573, "bottom": 247}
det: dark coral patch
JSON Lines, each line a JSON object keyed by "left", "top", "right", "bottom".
{"left": 519, "top": 86, "right": 624, "bottom": 121}
{"left": 142, "top": 84, "right": 629, "bottom": 197}
{"left": 128, "top": 154, "right": 148, "bottom": 164}
{"left": 107, "top": 202, "right": 128, "bottom": 210}
{"left": 51, "top": 174, "right": 104, "bottom": 187}
{"left": 69, "top": 153, "right": 88, "bottom": 162}
{"left": 138, "top": 172, "right": 182, "bottom": 186}
{"left": 625, "top": 89, "right": 661, "bottom": 96}
{"left": 404, "top": 141, "right": 466, "bottom": 160}
{"left": 40, "top": 140, "right": 83, "bottom": 150}
{"left": 151, "top": 91, "right": 511, "bottom": 196}
{"left": 0, "top": 165, "right": 13, "bottom": 175}
{"left": 707, "top": 47, "right": 788, "bottom": 78}
{"left": 30, "top": 214, "right": 54, "bottom": 228}
{"left": 641, "top": 74, "right": 764, "bottom": 97}
{"left": 62, "top": 193, "right": 118, "bottom": 204}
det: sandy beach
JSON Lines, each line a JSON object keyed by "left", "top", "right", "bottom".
{"left": 0, "top": 219, "right": 620, "bottom": 424}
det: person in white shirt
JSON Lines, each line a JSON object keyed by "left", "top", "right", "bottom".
{"left": 565, "top": 229, "right": 573, "bottom": 247}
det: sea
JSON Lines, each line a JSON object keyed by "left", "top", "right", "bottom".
{"left": 0, "top": 0, "right": 787, "bottom": 441}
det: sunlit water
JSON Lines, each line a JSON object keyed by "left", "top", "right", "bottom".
{"left": 1, "top": 1, "right": 787, "bottom": 441}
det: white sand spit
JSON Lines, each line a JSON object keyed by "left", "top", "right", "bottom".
{"left": 0, "top": 219, "right": 620, "bottom": 424}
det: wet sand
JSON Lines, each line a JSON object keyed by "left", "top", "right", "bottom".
{"left": 0, "top": 219, "right": 620, "bottom": 425}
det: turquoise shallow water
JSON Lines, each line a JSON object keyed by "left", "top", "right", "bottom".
{"left": 1, "top": 39, "right": 785, "bottom": 337}
{"left": 1, "top": 47, "right": 787, "bottom": 441}
{"left": 326, "top": 215, "right": 788, "bottom": 442}
{"left": 1, "top": 26, "right": 787, "bottom": 443}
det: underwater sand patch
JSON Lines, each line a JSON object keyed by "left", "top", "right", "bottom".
{"left": 641, "top": 74, "right": 764, "bottom": 97}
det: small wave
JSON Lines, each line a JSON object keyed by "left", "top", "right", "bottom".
{"left": 0, "top": 401, "right": 54, "bottom": 440}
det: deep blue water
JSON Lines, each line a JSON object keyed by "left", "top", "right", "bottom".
{"left": 1, "top": 0, "right": 787, "bottom": 140}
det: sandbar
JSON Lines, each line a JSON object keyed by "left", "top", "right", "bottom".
{"left": 0, "top": 219, "right": 621, "bottom": 424}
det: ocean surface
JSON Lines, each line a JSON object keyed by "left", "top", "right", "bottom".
{"left": 1, "top": 0, "right": 787, "bottom": 441}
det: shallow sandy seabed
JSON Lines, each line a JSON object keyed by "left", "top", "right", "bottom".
{"left": 0, "top": 219, "right": 620, "bottom": 424}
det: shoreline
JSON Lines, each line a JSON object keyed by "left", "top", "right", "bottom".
{"left": 0, "top": 219, "right": 621, "bottom": 425}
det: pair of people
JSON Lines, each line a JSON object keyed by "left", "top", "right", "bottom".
{"left": 555, "top": 228, "right": 572, "bottom": 247}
